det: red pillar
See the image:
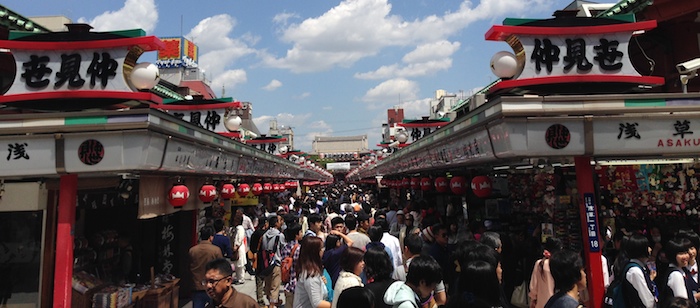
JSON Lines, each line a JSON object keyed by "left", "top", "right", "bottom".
{"left": 574, "top": 156, "right": 604, "bottom": 308}
{"left": 53, "top": 174, "right": 78, "bottom": 307}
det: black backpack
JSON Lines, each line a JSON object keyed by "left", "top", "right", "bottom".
{"left": 602, "top": 260, "right": 649, "bottom": 308}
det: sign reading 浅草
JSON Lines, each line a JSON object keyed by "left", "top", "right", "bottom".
{"left": 593, "top": 116, "right": 700, "bottom": 155}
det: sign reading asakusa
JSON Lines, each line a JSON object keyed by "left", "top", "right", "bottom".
{"left": 593, "top": 116, "right": 700, "bottom": 155}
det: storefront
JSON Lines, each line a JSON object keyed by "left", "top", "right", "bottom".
{"left": 348, "top": 13, "right": 700, "bottom": 307}
{"left": 0, "top": 26, "right": 329, "bottom": 307}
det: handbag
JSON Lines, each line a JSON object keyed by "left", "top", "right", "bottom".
{"left": 231, "top": 244, "right": 240, "bottom": 261}
{"left": 511, "top": 280, "right": 529, "bottom": 308}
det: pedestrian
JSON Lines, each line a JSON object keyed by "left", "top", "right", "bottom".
{"left": 383, "top": 255, "right": 443, "bottom": 308}
{"left": 529, "top": 238, "right": 562, "bottom": 308}
{"left": 658, "top": 238, "right": 695, "bottom": 306}
{"left": 346, "top": 214, "right": 371, "bottom": 250}
{"left": 189, "top": 226, "right": 223, "bottom": 308}
{"left": 250, "top": 216, "right": 269, "bottom": 306}
{"left": 422, "top": 224, "right": 449, "bottom": 290}
{"left": 204, "top": 258, "right": 259, "bottom": 308}
{"left": 323, "top": 230, "right": 355, "bottom": 288}
{"left": 376, "top": 218, "right": 403, "bottom": 270}
{"left": 336, "top": 286, "right": 375, "bottom": 308}
{"left": 306, "top": 214, "right": 324, "bottom": 238}
{"left": 399, "top": 234, "right": 447, "bottom": 307}
{"left": 212, "top": 219, "right": 234, "bottom": 259}
{"left": 294, "top": 236, "right": 332, "bottom": 308}
{"left": 365, "top": 245, "right": 397, "bottom": 308}
{"left": 610, "top": 232, "right": 657, "bottom": 308}
{"left": 262, "top": 215, "right": 286, "bottom": 308}
{"left": 332, "top": 247, "right": 365, "bottom": 308}
{"left": 446, "top": 261, "right": 502, "bottom": 308}
{"left": 543, "top": 250, "right": 586, "bottom": 308}
{"left": 232, "top": 212, "right": 248, "bottom": 284}
{"left": 281, "top": 223, "right": 303, "bottom": 308}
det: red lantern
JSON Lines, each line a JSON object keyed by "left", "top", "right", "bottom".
{"left": 168, "top": 184, "right": 189, "bottom": 207}
{"left": 263, "top": 183, "right": 273, "bottom": 193}
{"left": 273, "top": 183, "right": 283, "bottom": 192}
{"left": 450, "top": 176, "right": 468, "bottom": 195}
{"left": 380, "top": 179, "right": 388, "bottom": 186}
{"left": 401, "top": 178, "right": 410, "bottom": 189}
{"left": 420, "top": 177, "right": 432, "bottom": 191}
{"left": 410, "top": 177, "right": 420, "bottom": 190}
{"left": 471, "top": 176, "right": 493, "bottom": 198}
{"left": 252, "top": 183, "right": 263, "bottom": 196}
{"left": 220, "top": 183, "right": 235, "bottom": 199}
{"left": 434, "top": 177, "right": 449, "bottom": 193}
{"left": 237, "top": 183, "right": 250, "bottom": 196}
{"left": 198, "top": 184, "right": 217, "bottom": 203}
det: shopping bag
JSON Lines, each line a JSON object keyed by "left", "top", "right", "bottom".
{"left": 511, "top": 280, "right": 529, "bottom": 308}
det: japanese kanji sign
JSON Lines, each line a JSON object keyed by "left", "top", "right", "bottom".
{"left": 485, "top": 20, "right": 664, "bottom": 90}
{"left": 594, "top": 116, "right": 700, "bottom": 155}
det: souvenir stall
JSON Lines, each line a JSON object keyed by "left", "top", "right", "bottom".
{"left": 349, "top": 13, "right": 700, "bottom": 307}
{"left": 0, "top": 26, "right": 330, "bottom": 308}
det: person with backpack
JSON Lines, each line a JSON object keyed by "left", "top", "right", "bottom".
{"left": 658, "top": 238, "right": 695, "bottom": 307}
{"left": 261, "top": 215, "right": 286, "bottom": 308}
{"left": 604, "top": 233, "right": 657, "bottom": 308}
{"left": 281, "top": 223, "right": 303, "bottom": 308}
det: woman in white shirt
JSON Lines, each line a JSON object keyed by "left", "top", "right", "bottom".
{"left": 331, "top": 247, "right": 365, "bottom": 308}
{"left": 659, "top": 238, "right": 693, "bottom": 306}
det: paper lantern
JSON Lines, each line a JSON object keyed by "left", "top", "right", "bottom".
{"left": 410, "top": 177, "right": 420, "bottom": 190}
{"left": 252, "top": 183, "right": 263, "bottom": 196}
{"left": 380, "top": 179, "right": 388, "bottom": 186}
{"left": 168, "top": 184, "right": 189, "bottom": 207}
{"left": 450, "top": 176, "right": 468, "bottom": 195}
{"left": 263, "top": 183, "right": 273, "bottom": 193}
{"left": 220, "top": 183, "right": 235, "bottom": 199}
{"left": 420, "top": 177, "right": 432, "bottom": 191}
{"left": 434, "top": 177, "right": 449, "bottom": 193}
{"left": 401, "top": 178, "right": 410, "bottom": 189}
{"left": 237, "top": 183, "right": 250, "bottom": 196}
{"left": 130, "top": 62, "right": 160, "bottom": 90}
{"left": 198, "top": 184, "right": 217, "bottom": 203}
{"left": 273, "top": 183, "right": 284, "bottom": 192}
{"left": 471, "top": 176, "right": 493, "bottom": 198}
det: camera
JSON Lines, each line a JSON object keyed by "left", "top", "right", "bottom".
{"left": 676, "top": 58, "right": 700, "bottom": 74}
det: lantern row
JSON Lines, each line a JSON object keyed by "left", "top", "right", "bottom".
{"left": 379, "top": 176, "right": 492, "bottom": 197}
{"left": 167, "top": 181, "right": 300, "bottom": 207}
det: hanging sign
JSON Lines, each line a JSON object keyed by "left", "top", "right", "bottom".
{"left": 584, "top": 193, "right": 600, "bottom": 252}
{"left": 0, "top": 34, "right": 164, "bottom": 104}
{"left": 593, "top": 115, "right": 700, "bottom": 156}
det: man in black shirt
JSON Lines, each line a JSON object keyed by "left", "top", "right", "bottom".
{"left": 249, "top": 216, "right": 268, "bottom": 306}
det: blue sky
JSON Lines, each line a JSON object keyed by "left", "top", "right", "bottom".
{"left": 4, "top": 0, "right": 611, "bottom": 151}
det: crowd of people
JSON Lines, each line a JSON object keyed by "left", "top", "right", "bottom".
{"left": 186, "top": 183, "right": 700, "bottom": 308}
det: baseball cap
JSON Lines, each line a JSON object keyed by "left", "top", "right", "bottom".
{"left": 356, "top": 211, "right": 370, "bottom": 222}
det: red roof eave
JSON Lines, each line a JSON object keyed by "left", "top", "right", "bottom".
{"left": 485, "top": 20, "right": 657, "bottom": 41}
{"left": 0, "top": 36, "right": 165, "bottom": 51}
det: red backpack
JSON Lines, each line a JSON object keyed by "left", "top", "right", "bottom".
{"left": 281, "top": 243, "right": 299, "bottom": 283}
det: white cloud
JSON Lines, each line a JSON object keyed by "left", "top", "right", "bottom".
{"left": 262, "top": 79, "right": 283, "bottom": 91}
{"left": 186, "top": 15, "right": 258, "bottom": 78}
{"left": 264, "top": 0, "right": 551, "bottom": 73}
{"left": 402, "top": 41, "right": 461, "bottom": 64}
{"left": 78, "top": 0, "right": 158, "bottom": 33}
{"left": 354, "top": 59, "right": 453, "bottom": 80}
{"left": 273, "top": 12, "right": 300, "bottom": 26}
{"left": 354, "top": 40, "right": 460, "bottom": 80}
{"left": 397, "top": 98, "right": 433, "bottom": 119}
{"left": 322, "top": 106, "right": 333, "bottom": 111}
{"left": 362, "top": 78, "right": 419, "bottom": 109}
{"left": 294, "top": 92, "right": 311, "bottom": 100}
{"left": 298, "top": 120, "right": 334, "bottom": 150}
{"left": 210, "top": 69, "right": 247, "bottom": 94}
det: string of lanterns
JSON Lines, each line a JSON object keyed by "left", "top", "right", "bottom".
{"left": 378, "top": 175, "right": 493, "bottom": 197}
{"left": 167, "top": 180, "right": 300, "bottom": 207}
